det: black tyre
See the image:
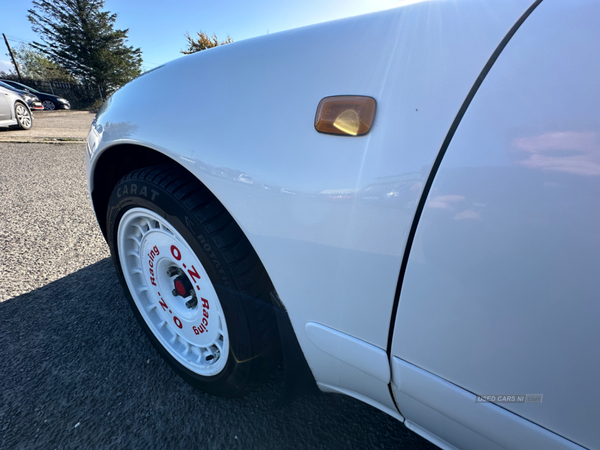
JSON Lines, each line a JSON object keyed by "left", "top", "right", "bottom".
{"left": 106, "top": 164, "right": 280, "bottom": 397}
{"left": 42, "top": 100, "right": 56, "bottom": 110}
{"left": 15, "top": 102, "right": 32, "bottom": 130}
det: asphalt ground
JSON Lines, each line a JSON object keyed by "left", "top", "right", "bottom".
{"left": 0, "top": 113, "right": 438, "bottom": 450}
{"left": 0, "top": 110, "right": 94, "bottom": 144}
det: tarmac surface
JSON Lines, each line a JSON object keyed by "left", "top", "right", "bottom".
{"left": 0, "top": 110, "right": 95, "bottom": 143}
{"left": 0, "top": 112, "right": 438, "bottom": 450}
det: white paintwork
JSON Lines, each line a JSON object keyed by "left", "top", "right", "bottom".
{"left": 0, "top": 85, "right": 27, "bottom": 128}
{"left": 0, "top": 91, "right": 11, "bottom": 122}
{"left": 403, "top": 421, "right": 459, "bottom": 450}
{"left": 305, "top": 322, "right": 390, "bottom": 383}
{"left": 118, "top": 208, "right": 230, "bottom": 376}
{"left": 87, "top": 0, "right": 534, "bottom": 417}
{"left": 317, "top": 382, "right": 404, "bottom": 423}
{"left": 392, "top": 359, "right": 585, "bottom": 450}
{"left": 391, "top": 1, "right": 600, "bottom": 448}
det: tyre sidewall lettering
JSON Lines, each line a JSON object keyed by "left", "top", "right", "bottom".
{"left": 116, "top": 182, "right": 159, "bottom": 200}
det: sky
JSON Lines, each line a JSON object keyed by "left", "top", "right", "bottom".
{"left": 1, "top": 0, "right": 405, "bottom": 74}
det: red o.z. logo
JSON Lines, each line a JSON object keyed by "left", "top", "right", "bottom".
{"left": 171, "top": 245, "right": 181, "bottom": 261}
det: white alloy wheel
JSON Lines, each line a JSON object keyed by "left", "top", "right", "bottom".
{"left": 117, "top": 208, "right": 230, "bottom": 376}
{"left": 15, "top": 103, "right": 32, "bottom": 129}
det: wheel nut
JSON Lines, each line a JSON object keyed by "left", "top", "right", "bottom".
{"left": 186, "top": 297, "right": 198, "bottom": 309}
{"left": 167, "top": 266, "right": 181, "bottom": 277}
{"left": 172, "top": 288, "right": 179, "bottom": 297}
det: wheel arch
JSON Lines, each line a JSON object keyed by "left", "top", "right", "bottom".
{"left": 91, "top": 143, "right": 179, "bottom": 238}
{"left": 90, "top": 142, "right": 319, "bottom": 398}
{"left": 14, "top": 99, "right": 28, "bottom": 115}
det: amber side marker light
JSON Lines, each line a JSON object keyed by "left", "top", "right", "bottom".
{"left": 314, "top": 96, "right": 376, "bottom": 136}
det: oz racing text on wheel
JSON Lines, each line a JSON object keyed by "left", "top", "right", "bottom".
{"left": 106, "top": 165, "right": 280, "bottom": 397}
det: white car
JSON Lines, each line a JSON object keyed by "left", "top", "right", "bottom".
{"left": 86, "top": 1, "right": 599, "bottom": 449}
{"left": 0, "top": 85, "right": 33, "bottom": 130}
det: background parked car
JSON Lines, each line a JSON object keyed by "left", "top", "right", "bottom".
{"left": 0, "top": 84, "right": 33, "bottom": 129}
{"left": 0, "top": 81, "right": 43, "bottom": 111}
{"left": 0, "top": 79, "right": 70, "bottom": 110}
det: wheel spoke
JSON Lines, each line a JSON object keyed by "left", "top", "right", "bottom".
{"left": 127, "top": 233, "right": 142, "bottom": 245}
{"left": 133, "top": 223, "right": 146, "bottom": 236}
{"left": 195, "top": 347, "right": 205, "bottom": 363}
{"left": 214, "top": 339, "right": 223, "bottom": 353}
{"left": 205, "top": 346, "right": 217, "bottom": 361}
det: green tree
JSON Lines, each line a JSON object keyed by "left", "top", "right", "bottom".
{"left": 28, "top": 0, "right": 142, "bottom": 94}
{"left": 181, "top": 31, "right": 233, "bottom": 55}
{"left": 9, "top": 44, "right": 75, "bottom": 82}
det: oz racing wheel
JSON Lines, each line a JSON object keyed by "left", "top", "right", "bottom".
{"left": 106, "top": 165, "right": 280, "bottom": 397}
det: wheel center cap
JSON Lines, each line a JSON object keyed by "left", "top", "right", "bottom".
{"left": 174, "top": 277, "right": 190, "bottom": 297}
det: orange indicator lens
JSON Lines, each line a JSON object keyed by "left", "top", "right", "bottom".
{"left": 314, "top": 96, "right": 376, "bottom": 136}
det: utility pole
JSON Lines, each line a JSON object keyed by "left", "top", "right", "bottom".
{"left": 2, "top": 33, "right": 24, "bottom": 82}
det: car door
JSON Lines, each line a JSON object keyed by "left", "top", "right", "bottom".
{"left": 0, "top": 87, "right": 12, "bottom": 121}
{"left": 389, "top": 1, "right": 599, "bottom": 449}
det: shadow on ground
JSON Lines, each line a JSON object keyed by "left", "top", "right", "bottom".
{"left": 0, "top": 259, "right": 436, "bottom": 450}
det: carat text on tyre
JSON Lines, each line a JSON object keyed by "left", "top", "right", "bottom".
{"left": 106, "top": 165, "right": 280, "bottom": 397}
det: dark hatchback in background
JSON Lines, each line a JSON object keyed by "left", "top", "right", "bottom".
{"left": 0, "top": 81, "right": 43, "bottom": 111}
{"left": 0, "top": 79, "right": 70, "bottom": 110}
